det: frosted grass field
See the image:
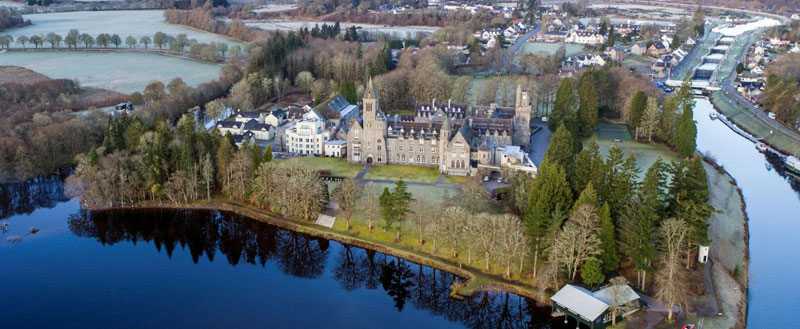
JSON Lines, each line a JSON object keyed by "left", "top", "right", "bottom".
{"left": 4, "top": 10, "right": 243, "bottom": 48}
{"left": 522, "top": 42, "right": 583, "bottom": 57}
{"left": 0, "top": 1, "right": 24, "bottom": 8}
{"left": 241, "top": 19, "right": 438, "bottom": 36}
{"left": 0, "top": 51, "right": 223, "bottom": 94}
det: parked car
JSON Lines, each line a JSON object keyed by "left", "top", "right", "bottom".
{"left": 496, "top": 177, "right": 503, "bottom": 183}
{"left": 681, "top": 325, "right": 696, "bottom": 329}
{"left": 484, "top": 176, "right": 490, "bottom": 182}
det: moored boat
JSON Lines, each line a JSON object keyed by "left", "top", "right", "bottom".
{"left": 756, "top": 142, "right": 767, "bottom": 152}
{"left": 785, "top": 156, "right": 800, "bottom": 175}
{"left": 709, "top": 111, "right": 719, "bottom": 120}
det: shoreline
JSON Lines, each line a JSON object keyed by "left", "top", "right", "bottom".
{"left": 88, "top": 199, "right": 551, "bottom": 303}
{"left": 702, "top": 158, "right": 750, "bottom": 328}
{"left": 710, "top": 92, "right": 800, "bottom": 157}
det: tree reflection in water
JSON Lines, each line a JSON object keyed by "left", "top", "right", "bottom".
{"left": 0, "top": 172, "right": 71, "bottom": 220}
{"left": 68, "top": 208, "right": 562, "bottom": 329}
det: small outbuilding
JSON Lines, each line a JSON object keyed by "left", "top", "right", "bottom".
{"left": 551, "top": 284, "right": 640, "bottom": 329}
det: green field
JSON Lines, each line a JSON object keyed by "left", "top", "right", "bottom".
{"left": 363, "top": 164, "right": 442, "bottom": 183}
{"left": 586, "top": 133, "right": 679, "bottom": 178}
{"left": 280, "top": 157, "right": 364, "bottom": 178}
{"left": 522, "top": 42, "right": 584, "bottom": 57}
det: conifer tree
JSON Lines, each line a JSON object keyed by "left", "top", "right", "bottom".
{"left": 578, "top": 78, "right": 598, "bottom": 137}
{"left": 550, "top": 77, "right": 577, "bottom": 135}
{"left": 598, "top": 202, "right": 619, "bottom": 272}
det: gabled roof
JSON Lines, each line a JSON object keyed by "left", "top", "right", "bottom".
{"left": 551, "top": 285, "right": 609, "bottom": 321}
{"left": 236, "top": 111, "right": 261, "bottom": 119}
{"left": 218, "top": 121, "right": 242, "bottom": 129}
{"left": 243, "top": 119, "right": 273, "bottom": 131}
{"left": 593, "top": 285, "right": 640, "bottom": 307}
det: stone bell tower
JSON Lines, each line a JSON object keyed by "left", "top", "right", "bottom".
{"left": 513, "top": 85, "right": 531, "bottom": 148}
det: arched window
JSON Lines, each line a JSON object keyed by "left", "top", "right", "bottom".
{"left": 461, "top": 160, "right": 465, "bottom": 169}
{"left": 451, "top": 160, "right": 455, "bottom": 168}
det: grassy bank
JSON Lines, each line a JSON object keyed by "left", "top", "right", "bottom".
{"left": 103, "top": 198, "right": 549, "bottom": 303}
{"left": 712, "top": 91, "right": 800, "bottom": 155}
{"left": 680, "top": 161, "right": 749, "bottom": 329}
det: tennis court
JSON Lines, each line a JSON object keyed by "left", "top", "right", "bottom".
{"left": 597, "top": 123, "right": 633, "bottom": 141}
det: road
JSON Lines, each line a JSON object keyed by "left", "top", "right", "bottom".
{"left": 469, "top": 21, "right": 540, "bottom": 75}
{"left": 717, "top": 32, "right": 800, "bottom": 143}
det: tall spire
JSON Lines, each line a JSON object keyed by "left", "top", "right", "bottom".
{"left": 364, "top": 77, "right": 377, "bottom": 100}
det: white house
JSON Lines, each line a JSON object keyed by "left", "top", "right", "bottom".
{"left": 264, "top": 109, "right": 286, "bottom": 127}
{"left": 242, "top": 119, "right": 275, "bottom": 140}
{"left": 324, "top": 140, "right": 347, "bottom": 157}
{"left": 565, "top": 30, "right": 605, "bottom": 45}
{"left": 233, "top": 110, "right": 265, "bottom": 123}
{"left": 217, "top": 121, "right": 243, "bottom": 136}
{"left": 286, "top": 118, "right": 331, "bottom": 155}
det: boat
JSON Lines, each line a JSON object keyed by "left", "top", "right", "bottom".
{"left": 756, "top": 142, "right": 767, "bottom": 152}
{"left": 785, "top": 156, "right": 800, "bottom": 175}
{"left": 709, "top": 111, "right": 719, "bottom": 120}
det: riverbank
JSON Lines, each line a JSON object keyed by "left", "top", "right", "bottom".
{"left": 711, "top": 91, "right": 800, "bottom": 156}
{"left": 91, "top": 198, "right": 551, "bottom": 303}
{"left": 676, "top": 160, "right": 749, "bottom": 329}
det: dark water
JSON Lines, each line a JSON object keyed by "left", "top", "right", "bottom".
{"left": 0, "top": 178, "right": 564, "bottom": 329}
{"left": 694, "top": 98, "right": 800, "bottom": 327}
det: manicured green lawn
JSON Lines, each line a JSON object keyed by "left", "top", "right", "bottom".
{"left": 280, "top": 157, "right": 363, "bottom": 178}
{"left": 364, "top": 164, "right": 442, "bottom": 183}
{"left": 585, "top": 133, "right": 680, "bottom": 179}
{"left": 442, "top": 175, "right": 470, "bottom": 185}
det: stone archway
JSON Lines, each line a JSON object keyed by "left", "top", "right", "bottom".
{"left": 366, "top": 156, "right": 373, "bottom": 164}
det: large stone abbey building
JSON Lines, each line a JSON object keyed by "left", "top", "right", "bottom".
{"left": 346, "top": 79, "right": 532, "bottom": 175}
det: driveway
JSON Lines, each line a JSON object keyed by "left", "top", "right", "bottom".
{"left": 529, "top": 118, "right": 552, "bottom": 166}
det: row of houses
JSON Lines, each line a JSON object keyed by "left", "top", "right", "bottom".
{"left": 474, "top": 21, "right": 530, "bottom": 47}
{"left": 215, "top": 94, "right": 359, "bottom": 155}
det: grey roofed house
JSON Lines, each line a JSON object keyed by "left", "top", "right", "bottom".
{"left": 286, "top": 106, "right": 307, "bottom": 121}
{"left": 243, "top": 119, "right": 272, "bottom": 131}
{"left": 218, "top": 121, "right": 243, "bottom": 129}
{"left": 550, "top": 284, "right": 610, "bottom": 322}
{"left": 236, "top": 110, "right": 262, "bottom": 120}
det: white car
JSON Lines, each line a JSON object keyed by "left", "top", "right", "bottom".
{"left": 484, "top": 176, "right": 490, "bottom": 182}
{"left": 541, "top": 117, "right": 548, "bottom": 122}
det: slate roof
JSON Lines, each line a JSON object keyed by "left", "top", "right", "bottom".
{"left": 236, "top": 111, "right": 261, "bottom": 119}
{"left": 218, "top": 121, "right": 242, "bottom": 129}
{"left": 243, "top": 119, "right": 273, "bottom": 131}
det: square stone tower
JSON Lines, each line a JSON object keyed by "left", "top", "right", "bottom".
{"left": 513, "top": 85, "right": 532, "bottom": 148}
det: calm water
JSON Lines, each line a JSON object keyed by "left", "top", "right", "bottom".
{"left": 0, "top": 178, "right": 561, "bottom": 329}
{"left": 694, "top": 98, "right": 800, "bottom": 327}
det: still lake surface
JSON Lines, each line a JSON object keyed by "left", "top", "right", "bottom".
{"left": 0, "top": 175, "right": 561, "bottom": 329}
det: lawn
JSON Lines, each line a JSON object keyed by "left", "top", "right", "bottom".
{"left": 586, "top": 132, "right": 679, "bottom": 178}
{"left": 363, "top": 164, "right": 442, "bottom": 183}
{"left": 280, "top": 156, "right": 364, "bottom": 178}
{"left": 522, "top": 42, "right": 584, "bottom": 57}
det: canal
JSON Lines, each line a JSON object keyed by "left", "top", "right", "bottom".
{"left": 0, "top": 177, "right": 562, "bottom": 329}
{"left": 694, "top": 98, "right": 800, "bottom": 327}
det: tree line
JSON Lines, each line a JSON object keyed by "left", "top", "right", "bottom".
{"left": 0, "top": 67, "right": 124, "bottom": 182}
{"left": 547, "top": 70, "right": 697, "bottom": 157}
{"left": 511, "top": 120, "right": 712, "bottom": 319}
{"left": 3, "top": 29, "right": 242, "bottom": 63}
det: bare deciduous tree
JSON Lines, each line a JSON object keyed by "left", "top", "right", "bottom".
{"left": 656, "top": 218, "right": 690, "bottom": 321}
